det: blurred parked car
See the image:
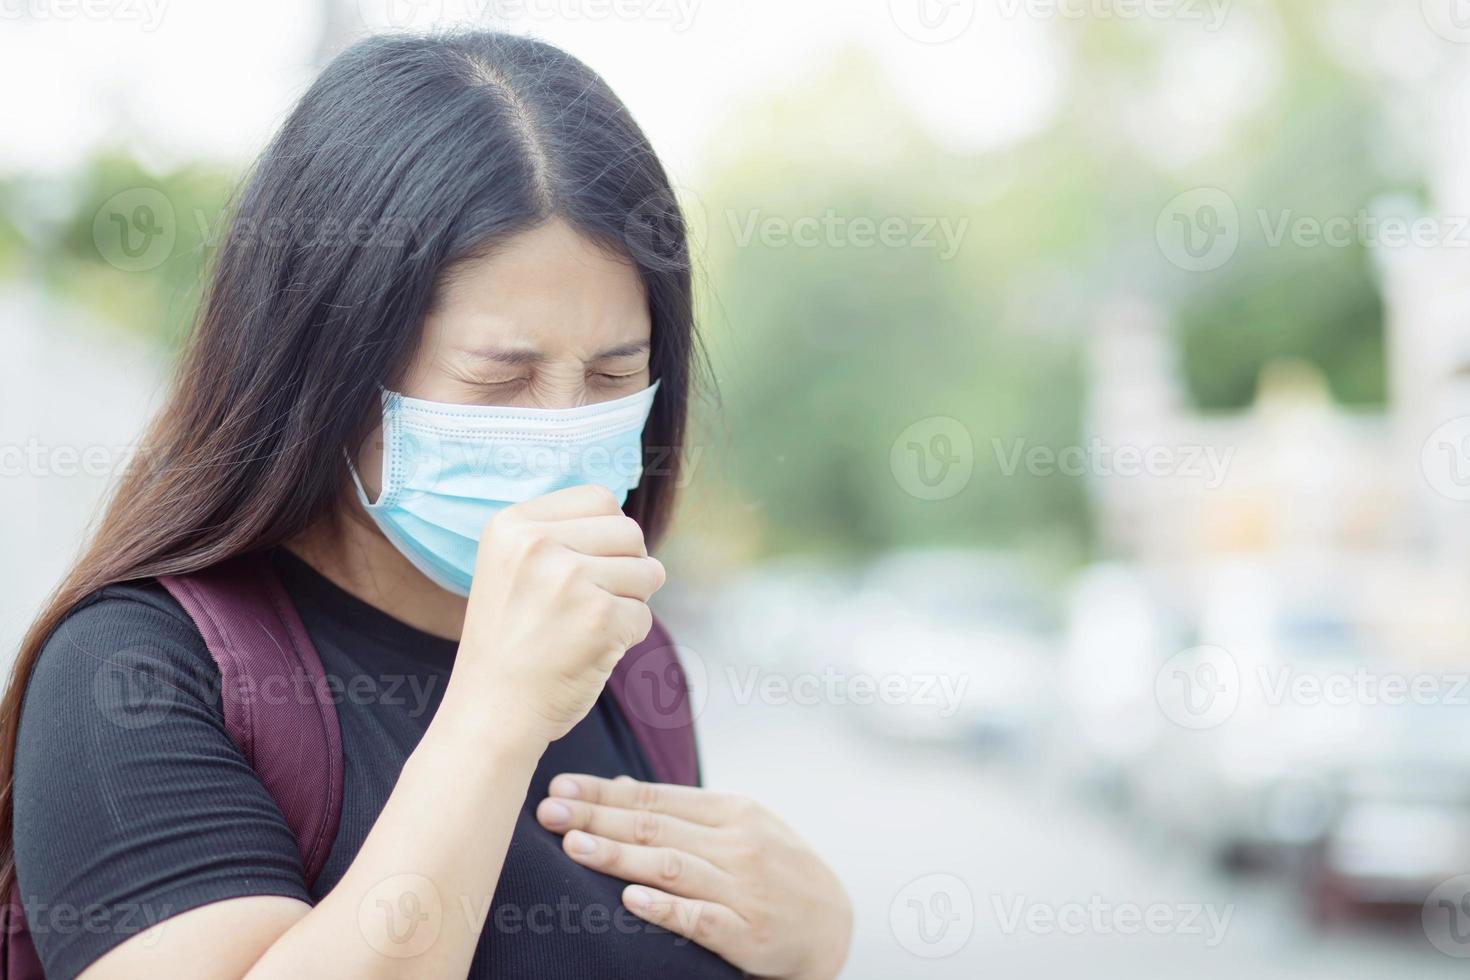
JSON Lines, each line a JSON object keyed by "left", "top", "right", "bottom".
{"left": 1299, "top": 701, "right": 1470, "bottom": 925}
{"left": 1128, "top": 562, "right": 1375, "bottom": 869}
{"left": 831, "top": 549, "right": 1059, "bottom": 748}
{"left": 705, "top": 556, "right": 856, "bottom": 674}
{"left": 1054, "top": 561, "right": 1193, "bottom": 804}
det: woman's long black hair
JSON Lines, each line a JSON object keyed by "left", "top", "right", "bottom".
{"left": 0, "top": 28, "right": 697, "bottom": 890}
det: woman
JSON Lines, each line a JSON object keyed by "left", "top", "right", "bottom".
{"left": 0, "top": 30, "right": 851, "bottom": 980}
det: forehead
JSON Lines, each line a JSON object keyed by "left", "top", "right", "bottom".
{"left": 423, "top": 219, "right": 651, "bottom": 355}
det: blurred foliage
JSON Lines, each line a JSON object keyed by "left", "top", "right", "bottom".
{"left": 0, "top": 150, "right": 234, "bottom": 346}
{"left": 0, "top": 7, "right": 1402, "bottom": 564}
{"left": 691, "top": 52, "right": 1088, "bottom": 563}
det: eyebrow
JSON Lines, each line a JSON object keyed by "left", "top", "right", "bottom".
{"left": 455, "top": 340, "right": 650, "bottom": 364}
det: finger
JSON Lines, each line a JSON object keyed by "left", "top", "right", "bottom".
{"left": 511, "top": 484, "right": 621, "bottom": 521}
{"left": 580, "top": 555, "right": 666, "bottom": 601}
{"left": 539, "top": 515, "right": 648, "bottom": 557}
{"left": 562, "top": 831, "right": 737, "bottom": 906}
{"left": 621, "top": 885, "right": 747, "bottom": 961}
{"left": 549, "top": 775, "right": 738, "bottom": 827}
{"left": 536, "top": 797, "right": 717, "bottom": 855}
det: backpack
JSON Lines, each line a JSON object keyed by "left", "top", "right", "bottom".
{"left": 3, "top": 553, "right": 699, "bottom": 979}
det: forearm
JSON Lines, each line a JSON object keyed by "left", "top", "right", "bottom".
{"left": 246, "top": 707, "right": 544, "bottom": 980}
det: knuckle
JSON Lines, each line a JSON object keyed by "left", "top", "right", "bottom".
{"left": 585, "top": 483, "right": 618, "bottom": 511}
{"left": 658, "top": 848, "right": 685, "bottom": 883}
{"left": 726, "top": 836, "right": 761, "bottom": 870}
{"left": 618, "top": 515, "right": 647, "bottom": 548}
{"left": 691, "top": 904, "right": 720, "bottom": 943}
{"left": 626, "top": 602, "right": 653, "bottom": 645}
{"left": 746, "top": 908, "right": 775, "bottom": 947}
{"left": 729, "top": 794, "right": 762, "bottom": 821}
{"left": 588, "top": 594, "right": 619, "bottom": 633}
{"left": 484, "top": 507, "right": 515, "bottom": 536}
{"left": 633, "top": 781, "right": 663, "bottom": 812}
{"left": 550, "top": 554, "right": 584, "bottom": 591}
{"left": 646, "top": 558, "right": 666, "bottom": 592}
{"left": 633, "top": 812, "right": 662, "bottom": 846}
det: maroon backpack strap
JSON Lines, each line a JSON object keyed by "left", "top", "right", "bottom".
{"left": 606, "top": 617, "right": 701, "bottom": 786}
{"left": 1, "top": 885, "right": 42, "bottom": 980}
{"left": 159, "top": 554, "right": 343, "bottom": 886}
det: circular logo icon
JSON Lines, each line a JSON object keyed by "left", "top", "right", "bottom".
{"left": 617, "top": 643, "right": 709, "bottom": 730}
{"left": 357, "top": 0, "right": 445, "bottom": 30}
{"left": 92, "top": 189, "right": 176, "bottom": 272}
{"left": 1421, "top": 417, "right": 1470, "bottom": 501}
{"left": 890, "top": 416, "right": 974, "bottom": 501}
{"left": 1424, "top": 875, "right": 1470, "bottom": 957}
{"left": 888, "top": 0, "right": 976, "bottom": 44}
{"left": 1422, "top": 0, "right": 1470, "bottom": 43}
{"left": 358, "top": 873, "right": 443, "bottom": 959}
{"left": 1156, "top": 188, "right": 1240, "bottom": 272}
{"left": 624, "top": 186, "right": 705, "bottom": 274}
{"left": 1154, "top": 644, "right": 1240, "bottom": 730}
{"left": 890, "top": 873, "right": 974, "bottom": 959}
{"left": 92, "top": 646, "right": 177, "bottom": 731}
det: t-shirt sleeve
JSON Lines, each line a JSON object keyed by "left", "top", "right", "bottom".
{"left": 11, "top": 584, "right": 312, "bottom": 980}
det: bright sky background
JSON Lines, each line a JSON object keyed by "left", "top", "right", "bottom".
{"left": 0, "top": 0, "right": 1065, "bottom": 182}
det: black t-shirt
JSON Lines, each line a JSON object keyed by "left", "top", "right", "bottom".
{"left": 12, "top": 550, "right": 740, "bottom": 980}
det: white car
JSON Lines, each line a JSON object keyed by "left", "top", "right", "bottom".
{"left": 834, "top": 549, "right": 1059, "bottom": 748}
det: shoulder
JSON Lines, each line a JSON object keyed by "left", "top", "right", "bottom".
{"left": 18, "top": 578, "right": 222, "bottom": 748}
{"left": 12, "top": 580, "right": 312, "bottom": 979}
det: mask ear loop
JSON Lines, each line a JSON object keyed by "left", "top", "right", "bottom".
{"left": 345, "top": 387, "right": 391, "bottom": 506}
{"left": 344, "top": 448, "right": 374, "bottom": 505}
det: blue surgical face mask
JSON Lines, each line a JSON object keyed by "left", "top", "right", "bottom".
{"left": 350, "top": 381, "right": 660, "bottom": 595}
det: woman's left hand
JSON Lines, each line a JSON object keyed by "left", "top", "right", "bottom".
{"left": 537, "top": 773, "right": 852, "bottom": 979}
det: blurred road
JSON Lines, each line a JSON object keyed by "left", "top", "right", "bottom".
{"left": 0, "top": 288, "right": 162, "bottom": 665}
{"left": 685, "top": 641, "right": 1463, "bottom": 979}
